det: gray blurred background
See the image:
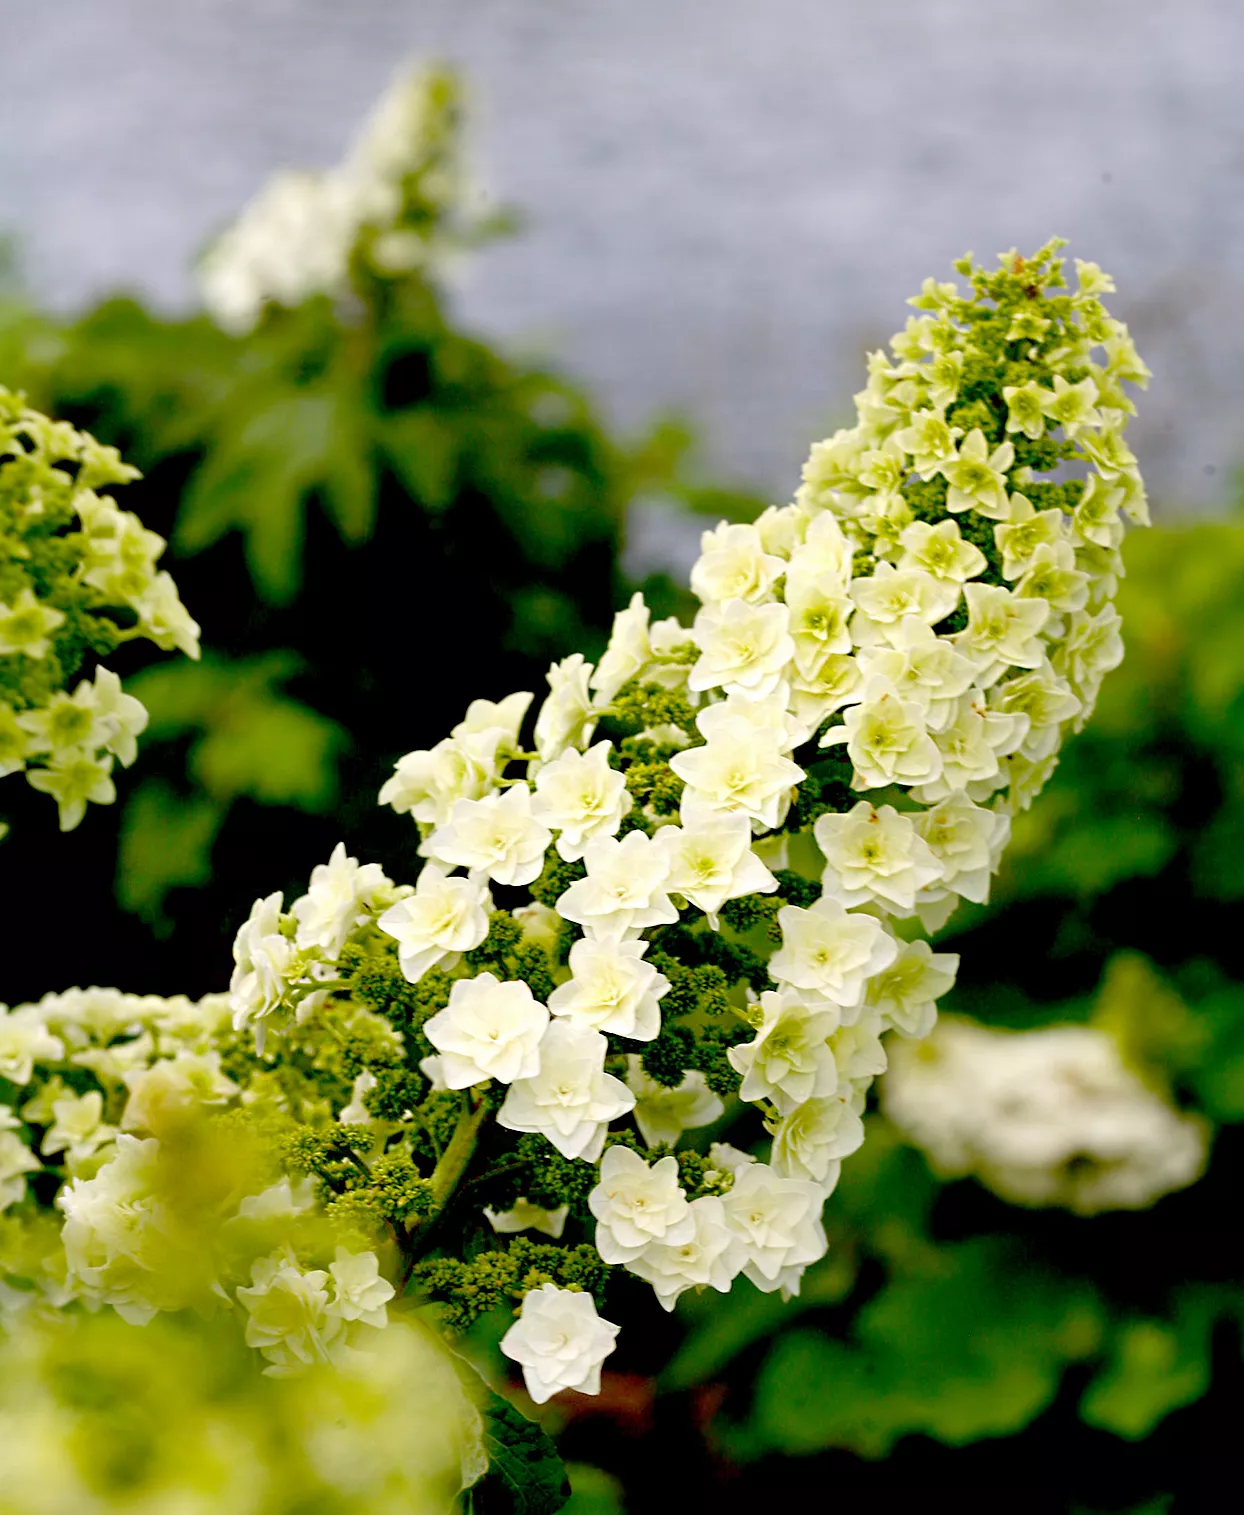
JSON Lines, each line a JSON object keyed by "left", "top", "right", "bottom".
{"left": 4, "top": 0, "right": 1242, "bottom": 546}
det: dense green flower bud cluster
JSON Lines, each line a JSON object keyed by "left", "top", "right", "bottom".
{"left": 0, "top": 390, "right": 198, "bottom": 831}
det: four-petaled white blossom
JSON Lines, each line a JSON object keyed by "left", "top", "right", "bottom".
{"left": 555, "top": 830, "right": 679, "bottom": 941}
{"left": 814, "top": 802, "right": 943, "bottom": 911}
{"left": 728, "top": 990, "right": 841, "bottom": 1113}
{"left": 624, "top": 1195, "right": 746, "bottom": 1310}
{"left": 655, "top": 812, "right": 778, "bottom": 925}
{"left": 720, "top": 1161, "right": 829, "bottom": 1295}
{"left": 768, "top": 898, "right": 898, "bottom": 1008}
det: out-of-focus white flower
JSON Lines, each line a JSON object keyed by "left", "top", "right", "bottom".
{"left": 500, "top": 1283, "right": 619, "bottom": 1402}
{"left": 882, "top": 1018, "right": 1209, "bottom": 1213}
{"left": 422, "top": 973, "right": 548, "bottom": 1088}
{"left": 378, "top": 864, "right": 492, "bottom": 984}
{"left": 484, "top": 1199, "right": 569, "bottom": 1238}
{"left": 625, "top": 1058, "right": 725, "bottom": 1148}
{"left": 238, "top": 1252, "right": 344, "bottom": 1374}
{"left": 40, "top": 1090, "right": 115, "bottom": 1167}
{"left": 120, "top": 1052, "right": 238, "bottom": 1135}
{"left": 589, "top": 1146, "right": 694, "bottom": 1263}
{"left": 328, "top": 1248, "right": 395, "bottom": 1328}
{"left": 0, "top": 1005, "right": 64, "bottom": 1085}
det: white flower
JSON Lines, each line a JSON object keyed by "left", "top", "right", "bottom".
{"left": 671, "top": 717, "right": 804, "bottom": 833}
{"left": 17, "top": 682, "right": 110, "bottom": 758}
{"left": 994, "top": 497, "right": 1066, "bottom": 581}
{"left": 548, "top": 938, "right": 669, "bottom": 1041}
{"left": 990, "top": 662, "right": 1082, "bottom": 762}
{"left": 788, "top": 652, "right": 864, "bottom": 729}
{"left": 0, "top": 587, "right": 65, "bottom": 658}
{"left": 40, "top": 1089, "right": 114, "bottom": 1166}
{"left": 914, "top": 693, "right": 1028, "bottom": 802}
{"left": 768, "top": 899, "right": 898, "bottom": 1008}
{"left": 91, "top": 666, "right": 149, "bottom": 767}
{"left": 882, "top": 1019, "right": 1208, "bottom": 1215}
{"left": 828, "top": 1009, "right": 889, "bottom": 1083}
{"left": 654, "top": 813, "right": 777, "bottom": 925}
{"left": 770, "top": 1095, "right": 865, "bottom": 1188}
{"left": 720, "top": 1161, "right": 828, "bottom": 1295}
{"left": 229, "top": 892, "right": 296, "bottom": 1039}
{"left": 784, "top": 568, "right": 856, "bottom": 679}
{"left": 422, "top": 973, "right": 548, "bottom": 1088}
{"left": 378, "top": 731, "right": 504, "bottom": 827}
{"left": 848, "top": 563, "right": 960, "bottom": 641}
{"left": 451, "top": 691, "right": 532, "bottom": 745}
{"left": 858, "top": 616, "right": 979, "bottom": 731}
{"left": 727, "top": 990, "right": 840, "bottom": 1113}
{"left": 238, "top": 1253, "right": 343, "bottom": 1372}
{"left": 133, "top": 571, "right": 201, "bottom": 659}
{"left": 555, "top": 830, "right": 678, "bottom": 941}
{"left": 120, "top": 1051, "right": 238, "bottom": 1134}
{"left": 534, "top": 654, "right": 597, "bottom": 762}
{"left": 941, "top": 427, "right": 1015, "bottom": 518}
{"left": 292, "top": 842, "right": 392, "bottom": 957}
{"left": 497, "top": 1021, "right": 633, "bottom": 1161}
{"left": 485, "top": 1199, "right": 569, "bottom": 1238}
{"left": 624, "top": 1195, "right": 745, "bottom": 1311}
{"left": 0, "top": 1125, "right": 41, "bottom": 1212}
{"left": 1054, "top": 605, "right": 1125, "bottom": 707}
{"left": 864, "top": 939, "right": 959, "bottom": 1038}
{"left": 590, "top": 594, "right": 652, "bottom": 705}
{"left": 913, "top": 798, "right": 1010, "bottom": 905}
{"left": 821, "top": 676, "right": 943, "bottom": 790}
{"left": 378, "top": 863, "right": 492, "bottom": 984}
{"left": 1015, "top": 540, "right": 1090, "bottom": 615}
{"left": 814, "top": 802, "right": 943, "bottom": 912}
{"left": 0, "top": 1006, "right": 64, "bottom": 1085}
{"left": 787, "top": 511, "right": 854, "bottom": 581}
{"left": 695, "top": 684, "right": 810, "bottom": 755}
{"left": 898, "top": 519, "right": 987, "bottom": 584}
{"left": 500, "top": 1283, "right": 620, "bottom": 1402}
{"left": 625, "top": 1058, "right": 725, "bottom": 1147}
{"left": 954, "top": 582, "right": 1050, "bottom": 686}
{"left": 755, "top": 503, "right": 805, "bottom": 558}
{"left": 422, "top": 785, "right": 551, "bottom": 888}
{"left": 328, "top": 1248, "right": 395, "bottom": 1329}
{"left": 513, "top": 901, "right": 564, "bottom": 955}
{"left": 531, "top": 742, "right": 631, "bottom": 862}
{"left": 690, "top": 522, "right": 786, "bottom": 605}
{"left": 689, "top": 598, "right": 794, "bottom": 700}
{"left": 588, "top": 1146, "right": 695, "bottom": 1264}
{"left": 25, "top": 750, "right": 116, "bottom": 831}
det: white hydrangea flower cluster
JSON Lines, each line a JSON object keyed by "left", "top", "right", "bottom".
{"left": 881, "top": 1017, "right": 1209, "bottom": 1213}
{"left": 0, "top": 245, "right": 1151, "bottom": 1415}
{"left": 0, "top": 390, "right": 199, "bottom": 832}
{"left": 199, "top": 64, "right": 471, "bottom": 333}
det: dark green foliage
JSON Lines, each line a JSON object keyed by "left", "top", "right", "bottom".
{"left": 472, "top": 1390, "right": 571, "bottom": 1515}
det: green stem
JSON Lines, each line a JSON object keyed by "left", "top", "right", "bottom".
{"left": 400, "top": 1093, "right": 488, "bottom": 1283}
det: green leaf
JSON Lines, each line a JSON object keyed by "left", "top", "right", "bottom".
{"left": 737, "top": 1240, "right": 1102, "bottom": 1459}
{"left": 1080, "top": 1292, "right": 1217, "bottom": 1439}
{"left": 471, "top": 1390, "right": 570, "bottom": 1515}
{"left": 190, "top": 697, "right": 343, "bottom": 810}
{"left": 115, "top": 781, "right": 224, "bottom": 930}
{"left": 176, "top": 386, "right": 375, "bottom": 604}
{"left": 379, "top": 408, "right": 459, "bottom": 511}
